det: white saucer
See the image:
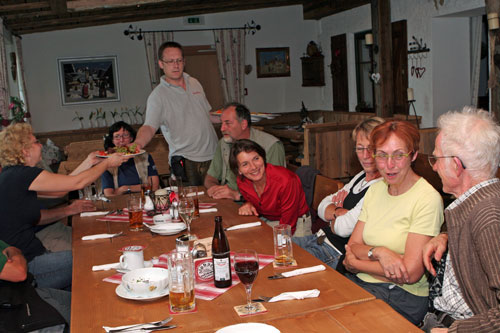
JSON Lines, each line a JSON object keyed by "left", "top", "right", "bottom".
{"left": 216, "top": 323, "right": 280, "bottom": 333}
{"left": 115, "top": 284, "right": 169, "bottom": 301}
{"left": 116, "top": 260, "right": 153, "bottom": 274}
{"left": 144, "top": 222, "right": 187, "bottom": 235}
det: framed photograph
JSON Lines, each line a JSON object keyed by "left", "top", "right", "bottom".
{"left": 57, "top": 56, "right": 120, "bottom": 106}
{"left": 256, "top": 47, "right": 291, "bottom": 78}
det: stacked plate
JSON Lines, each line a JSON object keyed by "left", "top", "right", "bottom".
{"left": 143, "top": 222, "right": 186, "bottom": 235}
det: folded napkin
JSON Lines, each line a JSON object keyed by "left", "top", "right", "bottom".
{"left": 225, "top": 221, "right": 261, "bottom": 231}
{"left": 281, "top": 265, "right": 326, "bottom": 278}
{"left": 186, "top": 191, "right": 204, "bottom": 197}
{"left": 80, "top": 211, "right": 109, "bottom": 217}
{"left": 103, "top": 324, "right": 160, "bottom": 332}
{"left": 92, "top": 262, "right": 120, "bottom": 271}
{"left": 268, "top": 289, "right": 320, "bottom": 303}
{"left": 82, "top": 233, "right": 119, "bottom": 240}
{"left": 199, "top": 208, "right": 217, "bottom": 213}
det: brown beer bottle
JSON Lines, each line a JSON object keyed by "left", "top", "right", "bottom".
{"left": 212, "top": 216, "right": 232, "bottom": 288}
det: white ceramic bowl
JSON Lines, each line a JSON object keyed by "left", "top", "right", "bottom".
{"left": 121, "top": 267, "right": 169, "bottom": 296}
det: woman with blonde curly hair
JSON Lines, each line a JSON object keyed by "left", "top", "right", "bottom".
{"left": 0, "top": 123, "right": 130, "bottom": 290}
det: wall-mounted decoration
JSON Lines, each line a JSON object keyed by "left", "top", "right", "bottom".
{"left": 57, "top": 56, "right": 120, "bottom": 106}
{"left": 256, "top": 47, "right": 290, "bottom": 78}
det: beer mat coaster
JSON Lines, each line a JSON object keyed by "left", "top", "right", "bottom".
{"left": 103, "top": 253, "right": 275, "bottom": 301}
{"left": 233, "top": 303, "right": 267, "bottom": 317}
{"left": 272, "top": 259, "right": 298, "bottom": 269}
{"left": 169, "top": 305, "right": 198, "bottom": 315}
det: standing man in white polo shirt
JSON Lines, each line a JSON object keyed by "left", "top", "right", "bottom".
{"left": 134, "top": 41, "right": 218, "bottom": 185}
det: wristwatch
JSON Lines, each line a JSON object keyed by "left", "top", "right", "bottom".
{"left": 367, "top": 247, "right": 376, "bottom": 260}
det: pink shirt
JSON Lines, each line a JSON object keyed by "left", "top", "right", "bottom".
{"left": 237, "top": 164, "right": 309, "bottom": 234}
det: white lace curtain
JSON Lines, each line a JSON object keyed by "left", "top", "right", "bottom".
{"left": 0, "top": 19, "right": 9, "bottom": 120}
{"left": 143, "top": 31, "right": 174, "bottom": 90}
{"left": 15, "top": 36, "right": 29, "bottom": 121}
{"left": 213, "top": 29, "right": 246, "bottom": 104}
{"left": 470, "top": 16, "right": 482, "bottom": 107}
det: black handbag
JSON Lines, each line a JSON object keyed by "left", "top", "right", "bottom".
{"left": 0, "top": 274, "right": 66, "bottom": 332}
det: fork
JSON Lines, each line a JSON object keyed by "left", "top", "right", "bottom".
{"left": 108, "top": 317, "right": 173, "bottom": 332}
{"left": 253, "top": 295, "right": 272, "bottom": 302}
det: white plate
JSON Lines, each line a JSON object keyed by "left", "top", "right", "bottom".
{"left": 115, "top": 284, "right": 168, "bottom": 301}
{"left": 216, "top": 323, "right": 280, "bottom": 333}
{"left": 150, "top": 225, "right": 186, "bottom": 236}
{"left": 116, "top": 260, "right": 153, "bottom": 274}
{"left": 97, "top": 149, "right": 146, "bottom": 158}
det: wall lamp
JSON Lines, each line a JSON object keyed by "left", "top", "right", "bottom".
{"left": 365, "top": 33, "right": 379, "bottom": 54}
{"left": 488, "top": 13, "right": 499, "bottom": 31}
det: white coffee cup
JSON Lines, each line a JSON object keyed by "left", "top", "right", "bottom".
{"left": 119, "top": 245, "right": 145, "bottom": 271}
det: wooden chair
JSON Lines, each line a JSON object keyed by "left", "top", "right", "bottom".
{"left": 312, "top": 174, "right": 344, "bottom": 210}
{"left": 413, "top": 153, "right": 442, "bottom": 192}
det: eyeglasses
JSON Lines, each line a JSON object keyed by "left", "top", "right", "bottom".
{"left": 353, "top": 147, "right": 373, "bottom": 154}
{"left": 373, "top": 151, "right": 412, "bottom": 162}
{"left": 428, "top": 155, "right": 467, "bottom": 169}
{"left": 113, "top": 133, "right": 131, "bottom": 140}
{"left": 160, "top": 58, "right": 184, "bottom": 66}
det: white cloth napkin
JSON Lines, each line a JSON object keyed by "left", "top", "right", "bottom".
{"left": 281, "top": 265, "right": 326, "bottom": 278}
{"left": 268, "top": 289, "right": 320, "bottom": 302}
{"left": 92, "top": 262, "right": 120, "bottom": 271}
{"left": 225, "top": 221, "right": 262, "bottom": 231}
{"left": 103, "top": 324, "right": 159, "bottom": 332}
{"left": 82, "top": 233, "right": 119, "bottom": 240}
{"left": 199, "top": 208, "right": 217, "bottom": 213}
{"left": 80, "top": 211, "right": 109, "bottom": 217}
{"left": 186, "top": 191, "right": 204, "bottom": 197}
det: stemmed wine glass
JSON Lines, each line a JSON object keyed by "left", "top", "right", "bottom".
{"left": 234, "top": 249, "right": 259, "bottom": 315}
{"left": 178, "top": 197, "right": 195, "bottom": 239}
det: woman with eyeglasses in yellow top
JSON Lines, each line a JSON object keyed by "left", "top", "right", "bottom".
{"left": 101, "top": 121, "right": 160, "bottom": 196}
{"left": 343, "top": 120, "right": 444, "bottom": 325}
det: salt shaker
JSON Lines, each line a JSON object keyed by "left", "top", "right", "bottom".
{"left": 170, "top": 200, "right": 179, "bottom": 220}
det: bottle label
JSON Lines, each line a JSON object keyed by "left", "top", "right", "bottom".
{"left": 213, "top": 254, "right": 231, "bottom": 281}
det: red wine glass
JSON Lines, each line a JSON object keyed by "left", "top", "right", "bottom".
{"left": 234, "top": 249, "right": 259, "bottom": 314}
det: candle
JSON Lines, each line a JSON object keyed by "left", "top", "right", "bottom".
{"left": 365, "top": 33, "right": 373, "bottom": 46}
{"left": 407, "top": 88, "right": 414, "bottom": 101}
{"left": 488, "top": 13, "right": 499, "bottom": 30}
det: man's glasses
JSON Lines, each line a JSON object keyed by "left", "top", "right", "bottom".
{"left": 373, "top": 151, "right": 412, "bottom": 162}
{"left": 113, "top": 133, "right": 131, "bottom": 140}
{"left": 428, "top": 155, "right": 467, "bottom": 169}
{"left": 160, "top": 58, "right": 184, "bottom": 66}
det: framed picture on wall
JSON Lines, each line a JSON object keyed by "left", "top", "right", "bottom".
{"left": 256, "top": 47, "right": 291, "bottom": 78}
{"left": 57, "top": 56, "right": 120, "bottom": 106}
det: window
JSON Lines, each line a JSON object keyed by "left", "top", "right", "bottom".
{"left": 354, "top": 31, "right": 374, "bottom": 112}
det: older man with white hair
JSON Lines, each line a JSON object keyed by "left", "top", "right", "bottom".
{"left": 421, "top": 107, "right": 500, "bottom": 332}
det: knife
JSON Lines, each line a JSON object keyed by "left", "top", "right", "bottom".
{"left": 142, "top": 325, "right": 177, "bottom": 331}
{"left": 267, "top": 273, "right": 285, "bottom": 280}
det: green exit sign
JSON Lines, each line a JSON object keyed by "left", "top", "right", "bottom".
{"left": 184, "top": 16, "right": 204, "bottom": 25}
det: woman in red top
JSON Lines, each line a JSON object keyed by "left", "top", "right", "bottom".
{"left": 229, "top": 139, "right": 310, "bottom": 236}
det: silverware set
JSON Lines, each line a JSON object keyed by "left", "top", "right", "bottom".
{"left": 108, "top": 316, "right": 173, "bottom": 332}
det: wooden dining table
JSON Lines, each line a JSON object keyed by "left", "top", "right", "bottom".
{"left": 70, "top": 193, "right": 420, "bottom": 332}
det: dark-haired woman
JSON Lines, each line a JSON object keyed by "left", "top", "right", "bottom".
{"left": 101, "top": 121, "right": 159, "bottom": 196}
{"left": 229, "top": 139, "right": 311, "bottom": 236}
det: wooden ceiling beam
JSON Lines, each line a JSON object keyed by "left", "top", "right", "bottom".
{"left": 49, "top": 0, "right": 67, "bottom": 14}
{"left": 7, "top": 0, "right": 303, "bottom": 34}
{"left": 303, "top": 0, "right": 369, "bottom": 20}
{"left": 0, "top": 1, "right": 50, "bottom": 14}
